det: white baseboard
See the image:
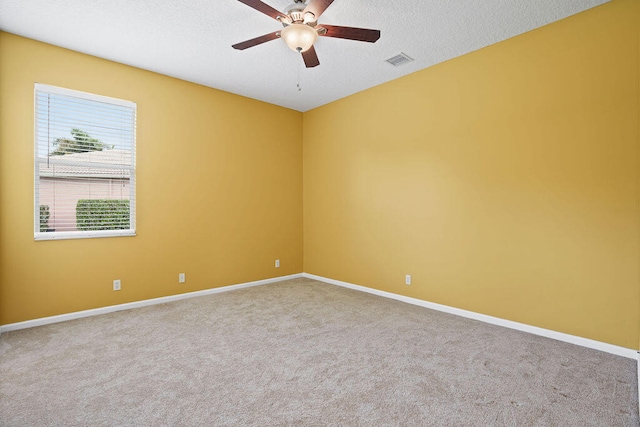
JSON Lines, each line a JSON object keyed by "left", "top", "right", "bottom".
{"left": 302, "top": 273, "right": 637, "bottom": 360}
{"left": 2, "top": 271, "right": 636, "bottom": 361}
{"left": 0, "top": 273, "right": 303, "bottom": 334}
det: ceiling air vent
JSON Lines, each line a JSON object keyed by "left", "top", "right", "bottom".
{"left": 385, "top": 52, "right": 414, "bottom": 67}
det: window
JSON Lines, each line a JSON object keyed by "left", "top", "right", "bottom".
{"left": 34, "top": 84, "right": 136, "bottom": 240}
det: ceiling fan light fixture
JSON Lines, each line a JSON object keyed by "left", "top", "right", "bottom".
{"left": 281, "top": 23, "right": 318, "bottom": 52}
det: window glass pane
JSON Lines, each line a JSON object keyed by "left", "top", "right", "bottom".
{"left": 35, "top": 84, "right": 136, "bottom": 240}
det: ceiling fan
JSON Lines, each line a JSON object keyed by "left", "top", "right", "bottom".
{"left": 232, "top": 0, "right": 381, "bottom": 68}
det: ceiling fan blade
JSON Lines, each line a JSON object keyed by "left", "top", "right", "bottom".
{"left": 319, "top": 25, "right": 381, "bottom": 43}
{"left": 236, "top": 0, "right": 286, "bottom": 21}
{"left": 303, "top": 0, "right": 334, "bottom": 19}
{"left": 302, "top": 46, "right": 320, "bottom": 68}
{"left": 232, "top": 31, "right": 280, "bottom": 50}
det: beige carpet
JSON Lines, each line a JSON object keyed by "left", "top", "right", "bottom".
{"left": 0, "top": 278, "right": 637, "bottom": 426}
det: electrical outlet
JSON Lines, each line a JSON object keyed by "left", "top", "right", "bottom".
{"left": 405, "top": 275, "right": 411, "bottom": 285}
{"left": 178, "top": 273, "right": 186, "bottom": 283}
{"left": 275, "top": 259, "right": 280, "bottom": 268}
{"left": 113, "top": 279, "right": 121, "bottom": 291}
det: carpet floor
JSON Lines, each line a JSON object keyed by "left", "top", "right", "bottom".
{"left": 0, "top": 277, "right": 637, "bottom": 426}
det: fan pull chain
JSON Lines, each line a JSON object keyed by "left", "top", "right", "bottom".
{"left": 296, "top": 62, "right": 302, "bottom": 92}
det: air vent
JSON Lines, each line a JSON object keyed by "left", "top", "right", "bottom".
{"left": 385, "top": 52, "right": 414, "bottom": 67}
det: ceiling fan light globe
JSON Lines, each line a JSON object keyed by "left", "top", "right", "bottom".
{"left": 281, "top": 23, "right": 318, "bottom": 53}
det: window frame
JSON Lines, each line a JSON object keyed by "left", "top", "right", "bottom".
{"left": 34, "top": 84, "right": 137, "bottom": 241}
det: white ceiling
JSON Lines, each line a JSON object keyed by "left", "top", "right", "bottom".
{"left": 0, "top": 0, "right": 608, "bottom": 112}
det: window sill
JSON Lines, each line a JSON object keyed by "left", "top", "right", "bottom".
{"left": 34, "top": 230, "right": 136, "bottom": 241}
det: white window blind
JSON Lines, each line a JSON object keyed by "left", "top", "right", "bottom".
{"left": 34, "top": 84, "right": 136, "bottom": 240}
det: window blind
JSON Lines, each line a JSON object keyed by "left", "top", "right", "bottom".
{"left": 34, "top": 84, "right": 137, "bottom": 240}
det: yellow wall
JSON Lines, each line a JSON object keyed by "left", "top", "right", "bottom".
{"left": 304, "top": 0, "right": 640, "bottom": 348}
{"left": 0, "top": 32, "right": 303, "bottom": 325}
{"left": 1, "top": 0, "right": 638, "bottom": 350}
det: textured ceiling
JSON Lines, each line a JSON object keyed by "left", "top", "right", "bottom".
{"left": 0, "top": 0, "right": 608, "bottom": 112}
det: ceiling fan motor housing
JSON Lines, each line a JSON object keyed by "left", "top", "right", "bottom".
{"left": 284, "top": 1, "right": 316, "bottom": 26}
{"left": 284, "top": 1, "right": 305, "bottom": 15}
